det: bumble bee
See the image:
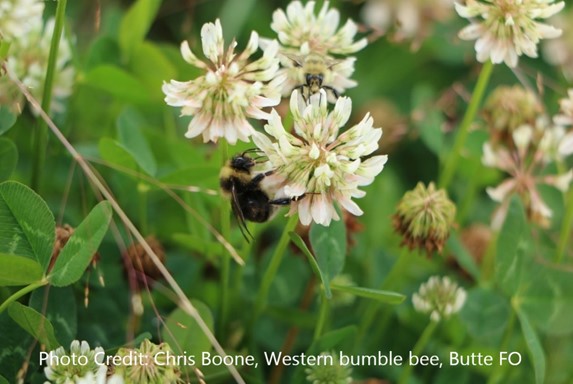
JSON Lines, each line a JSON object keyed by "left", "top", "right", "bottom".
{"left": 285, "top": 52, "right": 341, "bottom": 102}
{"left": 220, "top": 151, "right": 304, "bottom": 241}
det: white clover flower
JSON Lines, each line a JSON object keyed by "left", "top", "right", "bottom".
{"left": 162, "top": 19, "right": 283, "bottom": 145}
{"left": 0, "top": 0, "right": 44, "bottom": 39}
{"left": 75, "top": 371, "right": 124, "bottom": 384}
{"left": 412, "top": 276, "right": 466, "bottom": 322}
{"left": 0, "top": 17, "right": 74, "bottom": 115}
{"left": 455, "top": 0, "right": 564, "bottom": 67}
{"left": 253, "top": 90, "right": 387, "bottom": 226}
{"left": 263, "top": 1, "right": 367, "bottom": 98}
{"left": 44, "top": 340, "right": 107, "bottom": 384}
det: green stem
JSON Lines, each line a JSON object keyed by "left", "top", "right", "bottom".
{"left": 555, "top": 186, "right": 573, "bottom": 262}
{"left": 398, "top": 320, "right": 439, "bottom": 384}
{"left": 253, "top": 214, "right": 298, "bottom": 321}
{"left": 313, "top": 293, "right": 329, "bottom": 341}
{"left": 219, "top": 140, "right": 231, "bottom": 337}
{"left": 486, "top": 308, "right": 516, "bottom": 384}
{"left": 439, "top": 60, "right": 494, "bottom": 190}
{"left": 31, "top": 0, "right": 68, "bottom": 191}
{"left": 0, "top": 279, "right": 48, "bottom": 314}
{"left": 457, "top": 158, "right": 481, "bottom": 223}
{"left": 138, "top": 183, "right": 149, "bottom": 235}
{"left": 356, "top": 247, "right": 410, "bottom": 346}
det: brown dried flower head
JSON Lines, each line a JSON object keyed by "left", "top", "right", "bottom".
{"left": 125, "top": 236, "right": 166, "bottom": 282}
{"left": 393, "top": 182, "right": 456, "bottom": 255}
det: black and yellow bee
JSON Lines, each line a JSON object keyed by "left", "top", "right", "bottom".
{"left": 286, "top": 52, "right": 341, "bottom": 102}
{"left": 220, "top": 151, "right": 304, "bottom": 240}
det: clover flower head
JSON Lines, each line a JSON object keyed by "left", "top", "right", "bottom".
{"left": 412, "top": 276, "right": 467, "bottom": 321}
{"left": 482, "top": 85, "right": 544, "bottom": 144}
{"left": 361, "top": 0, "right": 455, "bottom": 49}
{"left": 253, "top": 90, "right": 387, "bottom": 226}
{"left": 1, "top": 18, "right": 74, "bottom": 115}
{"left": 455, "top": 0, "right": 565, "bottom": 67}
{"left": 0, "top": 0, "right": 44, "bottom": 39}
{"left": 393, "top": 182, "right": 456, "bottom": 255}
{"left": 44, "top": 340, "right": 106, "bottom": 384}
{"left": 265, "top": 1, "right": 367, "bottom": 99}
{"left": 271, "top": 1, "right": 367, "bottom": 55}
{"left": 113, "top": 339, "right": 180, "bottom": 384}
{"left": 483, "top": 117, "right": 573, "bottom": 229}
{"left": 162, "top": 19, "right": 283, "bottom": 144}
{"left": 305, "top": 352, "right": 352, "bottom": 384}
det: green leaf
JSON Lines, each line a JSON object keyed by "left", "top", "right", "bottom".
{"left": 7, "top": 302, "right": 59, "bottom": 350}
{"left": 0, "top": 254, "right": 43, "bottom": 286}
{"left": 0, "top": 311, "right": 32, "bottom": 381}
{"left": 119, "top": 0, "right": 162, "bottom": 60}
{"left": 0, "top": 374, "right": 8, "bottom": 384}
{"left": 48, "top": 201, "right": 113, "bottom": 286}
{"left": 516, "top": 262, "right": 573, "bottom": 335}
{"left": 30, "top": 287, "right": 77, "bottom": 346}
{"left": 161, "top": 300, "right": 214, "bottom": 365}
{"left": 289, "top": 232, "right": 331, "bottom": 299}
{"left": 309, "top": 216, "right": 347, "bottom": 291}
{"left": 99, "top": 137, "right": 138, "bottom": 172}
{"left": 330, "top": 285, "right": 405, "bottom": 305}
{"left": 495, "top": 197, "right": 527, "bottom": 294}
{"left": 117, "top": 107, "right": 157, "bottom": 176}
{"left": 517, "top": 309, "right": 545, "bottom": 384}
{"left": 446, "top": 232, "right": 480, "bottom": 281}
{"left": 129, "top": 42, "right": 176, "bottom": 99}
{"left": 83, "top": 65, "right": 151, "bottom": 104}
{"left": 85, "top": 36, "right": 121, "bottom": 70}
{"left": 0, "top": 106, "right": 17, "bottom": 135}
{"left": 459, "top": 287, "right": 510, "bottom": 345}
{"left": 0, "top": 181, "right": 55, "bottom": 272}
{"left": 0, "top": 138, "right": 17, "bottom": 181}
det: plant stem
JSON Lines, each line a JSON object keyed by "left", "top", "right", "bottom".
{"left": 313, "top": 292, "right": 329, "bottom": 341}
{"left": 356, "top": 247, "right": 410, "bottom": 345}
{"left": 138, "top": 183, "right": 149, "bottom": 235}
{"left": 0, "top": 279, "right": 48, "bottom": 314}
{"left": 31, "top": 0, "right": 68, "bottom": 191}
{"left": 555, "top": 186, "right": 573, "bottom": 262}
{"left": 253, "top": 214, "right": 298, "bottom": 322}
{"left": 439, "top": 60, "right": 494, "bottom": 190}
{"left": 398, "top": 320, "right": 439, "bottom": 384}
{"left": 457, "top": 158, "right": 481, "bottom": 223}
{"left": 219, "top": 140, "right": 231, "bottom": 338}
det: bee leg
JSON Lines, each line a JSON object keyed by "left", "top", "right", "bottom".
{"left": 293, "top": 85, "right": 308, "bottom": 103}
{"left": 323, "top": 86, "right": 339, "bottom": 99}
{"left": 248, "top": 170, "right": 275, "bottom": 187}
{"left": 269, "top": 194, "right": 306, "bottom": 205}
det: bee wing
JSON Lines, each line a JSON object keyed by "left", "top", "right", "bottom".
{"left": 280, "top": 52, "right": 304, "bottom": 67}
{"left": 325, "top": 57, "right": 343, "bottom": 70}
{"left": 230, "top": 184, "right": 253, "bottom": 242}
